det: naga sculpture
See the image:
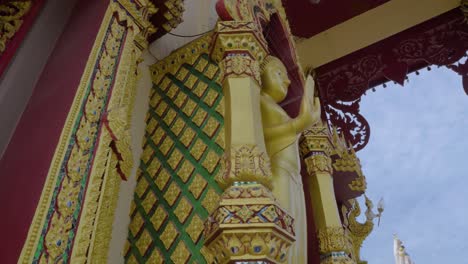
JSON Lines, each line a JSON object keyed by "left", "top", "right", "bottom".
{"left": 345, "top": 196, "right": 384, "bottom": 264}
{"left": 260, "top": 55, "right": 321, "bottom": 263}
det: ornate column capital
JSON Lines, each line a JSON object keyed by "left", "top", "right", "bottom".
{"left": 300, "top": 122, "right": 334, "bottom": 158}
{"left": 210, "top": 21, "right": 269, "bottom": 84}
{"left": 300, "top": 122, "right": 335, "bottom": 177}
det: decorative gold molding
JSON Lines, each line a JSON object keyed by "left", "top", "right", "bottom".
{"left": 19, "top": 1, "right": 150, "bottom": 262}
{"left": 18, "top": 8, "right": 113, "bottom": 263}
{"left": 115, "top": 0, "right": 156, "bottom": 30}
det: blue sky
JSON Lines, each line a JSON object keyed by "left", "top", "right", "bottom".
{"left": 357, "top": 66, "right": 468, "bottom": 263}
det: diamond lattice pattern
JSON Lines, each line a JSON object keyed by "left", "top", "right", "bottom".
{"left": 125, "top": 54, "right": 224, "bottom": 263}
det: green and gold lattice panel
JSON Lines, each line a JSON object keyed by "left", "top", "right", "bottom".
{"left": 125, "top": 53, "right": 224, "bottom": 263}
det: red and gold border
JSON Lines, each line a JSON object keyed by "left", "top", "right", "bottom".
{"left": 0, "top": 0, "right": 46, "bottom": 77}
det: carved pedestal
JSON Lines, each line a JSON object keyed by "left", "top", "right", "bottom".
{"left": 204, "top": 183, "right": 295, "bottom": 263}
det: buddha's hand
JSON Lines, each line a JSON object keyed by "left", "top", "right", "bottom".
{"left": 297, "top": 75, "right": 321, "bottom": 129}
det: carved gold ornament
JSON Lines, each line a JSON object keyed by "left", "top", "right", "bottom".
{"left": 304, "top": 154, "right": 333, "bottom": 175}
{"left": 204, "top": 183, "right": 295, "bottom": 263}
{"left": 300, "top": 123, "right": 334, "bottom": 157}
{"left": 220, "top": 53, "right": 262, "bottom": 84}
{"left": 218, "top": 144, "right": 273, "bottom": 189}
{"left": 317, "top": 226, "right": 352, "bottom": 254}
{"left": 0, "top": 1, "right": 31, "bottom": 53}
{"left": 211, "top": 21, "right": 269, "bottom": 65}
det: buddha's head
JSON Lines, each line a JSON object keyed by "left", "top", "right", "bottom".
{"left": 261, "top": 56, "right": 291, "bottom": 102}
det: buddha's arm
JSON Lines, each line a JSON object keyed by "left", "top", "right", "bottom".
{"left": 263, "top": 98, "right": 320, "bottom": 141}
{"left": 293, "top": 96, "right": 321, "bottom": 132}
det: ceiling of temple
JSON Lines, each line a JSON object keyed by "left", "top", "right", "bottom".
{"left": 282, "top": 0, "right": 390, "bottom": 38}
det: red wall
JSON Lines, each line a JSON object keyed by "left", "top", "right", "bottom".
{"left": 0, "top": 0, "right": 108, "bottom": 262}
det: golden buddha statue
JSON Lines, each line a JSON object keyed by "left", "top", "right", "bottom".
{"left": 260, "top": 55, "right": 321, "bottom": 263}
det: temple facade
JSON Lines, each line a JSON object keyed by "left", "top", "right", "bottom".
{"left": 0, "top": 0, "right": 466, "bottom": 263}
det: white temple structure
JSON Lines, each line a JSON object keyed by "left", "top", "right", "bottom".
{"left": 394, "top": 235, "right": 416, "bottom": 264}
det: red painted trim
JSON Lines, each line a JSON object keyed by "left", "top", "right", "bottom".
{"left": 0, "top": 0, "right": 47, "bottom": 77}
{"left": 0, "top": 0, "right": 109, "bottom": 262}
{"left": 63, "top": 19, "right": 128, "bottom": 261}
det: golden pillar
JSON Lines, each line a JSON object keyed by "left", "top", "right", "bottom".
{"left": 203, "top": 21, "right": 295, "bottom": 263}
{"left": 300, "top": 123, "right": 354, "bottom": 264}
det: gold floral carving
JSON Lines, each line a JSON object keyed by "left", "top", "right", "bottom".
{"left": 331, "top": 127, "right": 368, "bottom": 193}
{"left": 304, "top": 154, "right": 333, "bottom": 175}
{"left": 218, "top": 144, "right": 272, "bottom": 189}
{"left": 0, "top": 1, "right": 31, "bottom": 53}
{"left": 220, "top": 53, "right": 261, "bottom": 84}
{"left": 349, "top": 176, "right": 367, "bottom": 193}
{"left": 317, "top": 226, "right": 352, "bottom": 254}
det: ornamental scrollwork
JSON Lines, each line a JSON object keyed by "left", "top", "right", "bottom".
{"left": 325, "top": 100, "right": 370, "bottom": 152}
{"left": 317, "top": 10, "right": 468, "bottom": 151}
